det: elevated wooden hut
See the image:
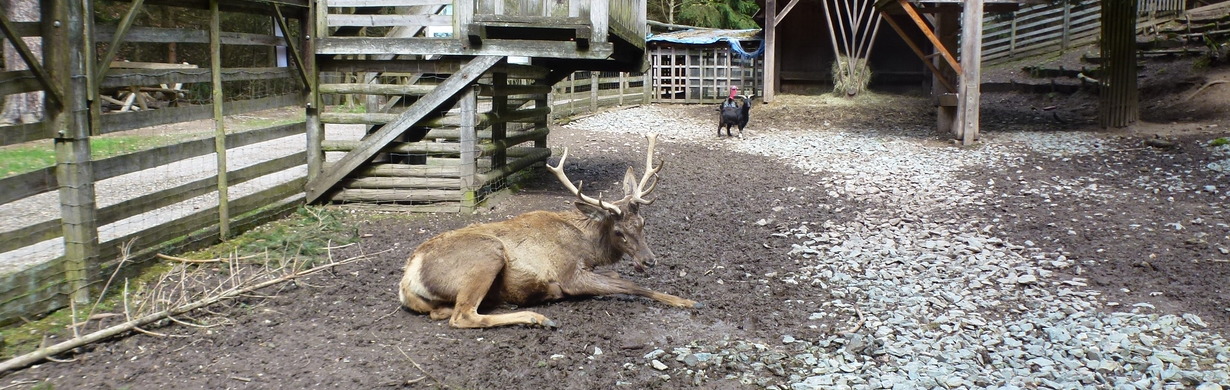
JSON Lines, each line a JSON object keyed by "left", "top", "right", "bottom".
{"left": 307, "top": 0, "right": 648, "bottom": 211}
{"left": 646, "top": 29, "right": 764, "bottom": 103}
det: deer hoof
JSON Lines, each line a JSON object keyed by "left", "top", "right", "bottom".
{"left": 692, "top": 301, "right": 706, "bottom": 309}
{"left": 542, "top": 318, "right": 559, "bottom": 328}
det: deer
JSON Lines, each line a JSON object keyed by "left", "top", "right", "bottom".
{"left": 397, "top": 133, "right": 701, "bottom": 329}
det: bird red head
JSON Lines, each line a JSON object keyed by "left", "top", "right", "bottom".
{"left": 729, "top": 86, "right": 738, "bottom": 99}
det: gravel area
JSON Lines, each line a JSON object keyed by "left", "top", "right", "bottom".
{"left": 563, "top": 104, "right": 1230, "bottom": 389}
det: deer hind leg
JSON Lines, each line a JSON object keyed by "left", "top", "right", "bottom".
{"left": 447, "top": 256, "right": 557, "bottom": 329}
{"left": 561, "top": 271, "right": 702, "bottom": 309}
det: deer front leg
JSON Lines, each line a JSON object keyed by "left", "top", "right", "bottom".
{"left": 447, "top": 256, "right": 558, "bottom": 329}
{"left": 561, "top": 271, "right": 702, "bottom": 308}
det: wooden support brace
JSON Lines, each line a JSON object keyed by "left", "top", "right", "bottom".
{"left": 272, "top": 4, "right": 311, "bottom": 88}
{"left": 896, "top": 0, "right": 962, "bottom": 75}
{"left": 0, "top": 12, "right": 63, "bottom": 107}
{"left": 880, "top": 12, "right": 956, "bottom": 93}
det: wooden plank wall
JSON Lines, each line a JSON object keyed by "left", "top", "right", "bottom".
{"left": 550, "top": 70, "right": 650, "bottom": 118}
{"left": 647, "top": 45, "right": 763, "bottom": 104}
{"left": 0, "top": 0, "right": 310, "bottom": 326}
{"left": 982, "top": 1, "right": 1186, "bottom": 66}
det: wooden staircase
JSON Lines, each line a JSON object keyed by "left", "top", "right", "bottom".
{"left": 305, "top": 0, "right": 646, "bottom": 211}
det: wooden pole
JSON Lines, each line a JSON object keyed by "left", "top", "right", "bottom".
{"left": 305, "top": 0, "right": 323, "bottom": 183}
{"left": 934, "top": 11, "right": 959, "bottom": 136}
{"left": 590, "top": 72, "right": 598, "bottom": 111}
{"left": 48, "top": 0, "right": 99, "bottom": 304}
{"left": 492, "top": 59, "right": 508, "bottom": 170}
{"left": 210, "top": 0, "right": 230, "bottom": 238}
{"left": 956, "top": 0, "right": 984, "bottom": 145}
{"left": 460, "top": 86, "right": 478, "bottom": 210}
{"left": 764, "top": 0, "right": 776, "bottom": 103}
{"left": 1100, "top": 0, "right": 1139, "bottom": 128}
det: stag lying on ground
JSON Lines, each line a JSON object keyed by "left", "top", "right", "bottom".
{"left": 398, "top": 134, "right": 701, "bottom": 329}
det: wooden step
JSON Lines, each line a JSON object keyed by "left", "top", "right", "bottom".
{"left": 342, "top": 176, "right": 462, "bottom": 190}
{"left": 331, "top": 188, "right": 461, "bottom": 203}
{"left": 321, "top": 107, "right": 550, "bottom": 127}
{"left": 319, "top": 83, "right": 436, "bottom": 95}
{"left": 356, "top": 162, "right": 463, "bottom": 178}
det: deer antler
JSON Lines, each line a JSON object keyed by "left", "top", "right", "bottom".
{"left": 630, "top": 134, "right": 662, "bottom": 205}
{"left": 547, "top": 147, "right": 624, "bottom": 215}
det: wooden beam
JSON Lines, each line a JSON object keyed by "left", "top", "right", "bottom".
{"left": 304, "top": 55, "right": 503, "bottom": 203}
{"left": 210, "top": 0, "right": 231, "bottom": 237}
{"left": 880, "top": 13, "right": 956, "bottom": 93}
{"left": 764, "top": 0, "right": 776, "bottom": 103}
{"left": 956, "top": 0, "right": 984, "bottom": 145}
{"left": 315, "top": 38, "right": 613, "bottom": 59}
{"left": 272, "top": 4, "right": 310, "bottom": 88}
{"left": 92, "top": 0, "right": 147, "bottom": 93}
{"left": 0, "top": 12, "right": 62, "bottom": 108}
{"left": 896, "top": 0, "right": 962, "bottom": 75}
{"left": 774, "top": 0, "right": 802, "bottom": 26}
{"left": 46, "top": 0, "right": 99, "bottom": 304}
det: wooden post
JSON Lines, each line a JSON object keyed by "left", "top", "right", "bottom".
{"left": 536, "top": 78, "right": 551, "bottom": 149}
{"left": 956, "top": 0, "right": 984, "bottom": 145}
{"left": 1099, "top": 0, "right": 1139, "bottom": 128}
{"left": 210, "top": 0, "right": 230, "bottom": 237}
{"left": 935, "top": 11, "right": 959, "bottom": 136}
{"left": 618, "top": 72, "right": 625, "bottom": 105}
{"left": 47, "top": 0, "right": 99, "bottom": 304}
{"left": 1008, "top": 11, "right": 1018, "bottom": 59}
{"left": 305, "top": 1, "right": 323, "bottom": 183}
{"left": 568, "top": 73, "right": 575, "bottom": 116}
{"left": 643, "top": 67, "right": 651, "bottom": 104}
{"left": 455, "top": 0, "right": 473, "bottom": 40}
{"left": 459, "top": 86, "right": 478, "bottom": 210}
{"left": 1061, "top": 2, "right": 1072, "bottom": 49}
{"left": 590, "top": 72, "right": 598, "bottom": 111}
{"left": 764, "top": 0, "right": 776, "bottom": 103}
{"left": 491, "top": 59, "right": 507, "bottom": 170}
{"left": 315, "top": 0, "right": 329, "bottom": 39}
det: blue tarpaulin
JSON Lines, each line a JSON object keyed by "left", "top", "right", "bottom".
{"left": 646, "top": 29, "right": 765, "bottom": 59}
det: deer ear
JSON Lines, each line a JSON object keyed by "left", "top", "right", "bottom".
{"left": 574, "top": 201, "right": 612, "bottom": 221}
{"left": 622, "top": 167, "right": 637, "bottom": 197}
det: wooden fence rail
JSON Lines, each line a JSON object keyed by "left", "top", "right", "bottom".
{"left": 0, "top": 0, "right": 311, "bottom": 327}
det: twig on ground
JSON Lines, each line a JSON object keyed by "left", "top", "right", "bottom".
{"left": 840, "top": 307, "right": 866, "bottom": 335}
{"left": 0, "top": 380, "right": 40, "bottom": 390}
{"left": 396, "top": 345, "right": 446, "bottom": 389}
{"left": 0, "top": 250, "right": 383, "bottom": 374}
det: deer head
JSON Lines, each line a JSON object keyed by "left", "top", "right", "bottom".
{"left": 548, "top": 134, "right": 662, "bottom": 271}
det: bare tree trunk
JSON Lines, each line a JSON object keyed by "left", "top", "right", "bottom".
{"left": 2, "top": 0, "right": 43, "bottom": 124}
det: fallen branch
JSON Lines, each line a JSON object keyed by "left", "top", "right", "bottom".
{"left": 156, "top": 253, "right": 260, "bottom": 264}
{"left": 1184, "top": 79, "right": 1229, "bottom": 101}
{"left": 0, "top": 251, "right": 377, "bottom": 374}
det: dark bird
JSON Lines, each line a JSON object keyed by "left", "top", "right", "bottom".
{"left": 718, "top": 86, "right": 752, "bottom": 138}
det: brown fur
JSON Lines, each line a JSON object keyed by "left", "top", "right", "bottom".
{"left": 398, "top": 135, "right": 700, "bottom": 328}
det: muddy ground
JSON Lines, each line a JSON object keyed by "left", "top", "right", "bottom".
{"left": 2, "top": 49, "right": 1229, "bottom": 389}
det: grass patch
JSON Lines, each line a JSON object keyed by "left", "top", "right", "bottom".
{"left": 1210, "top": 137, "right": 1229, "bottom": 147}
{"left": 188, "top": 206, "right": 359, "bottom": 264}
{"left": 0, "top": 134, "right": 194, "bottom": 178}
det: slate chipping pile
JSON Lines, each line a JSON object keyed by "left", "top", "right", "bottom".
{"left": 565, "top": 106, "right": 1230, "bottom": 389}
